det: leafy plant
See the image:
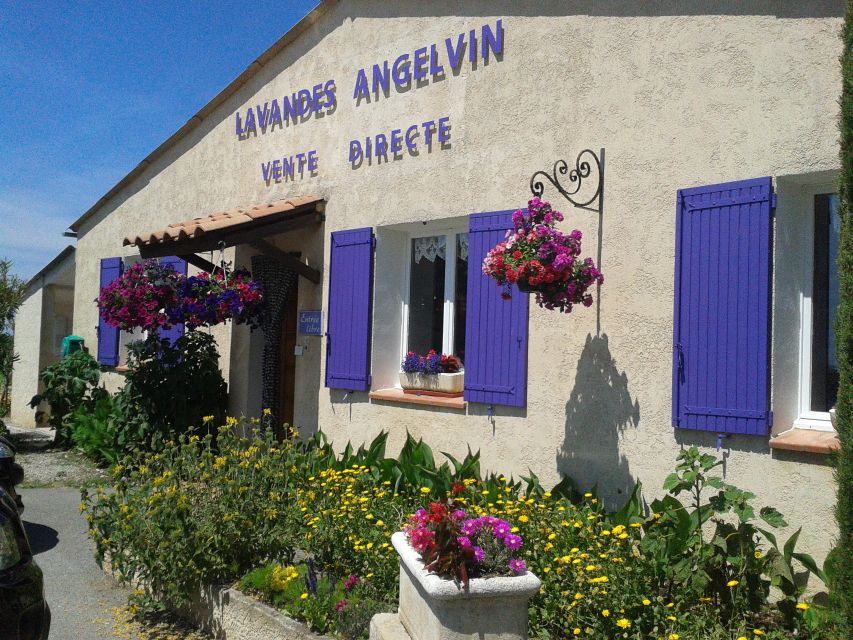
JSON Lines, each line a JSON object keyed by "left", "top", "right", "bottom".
{"left": 113, "top": 332, "right": 227, "bottom": 452}
{"left": 69, "top": 391, "right": 121, "bottom": 465}
{"left": 641, "top": 447, "right": 820, "bottom": 628}
{"left": 29, "top": 349, "right": 102, "bottom": 446}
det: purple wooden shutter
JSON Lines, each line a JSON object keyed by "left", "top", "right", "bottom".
{"left": 157, "top": 256, "right": 187, "bottom": 347}
{"left": 672, "top": 177, "right": 774, "bottom": 435}
{"left": 97, "top": 257, "right": 123, "bottom": 366}
{"left": 464, "top": 211, "right": 529, "bottom": 408}
{"left": 325, "top": 228, "right": 374, "bottom": 391}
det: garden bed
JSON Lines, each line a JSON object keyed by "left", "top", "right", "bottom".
{"left": 85, "top": 425, "right": 838, "bottom": 640}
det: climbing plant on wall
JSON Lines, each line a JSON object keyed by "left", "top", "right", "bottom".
{"left": 834, "top": 2, "right": 853, "bottom": 634}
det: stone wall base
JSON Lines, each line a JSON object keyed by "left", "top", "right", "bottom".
{"left": 370, "top": 613, "right": 412, "bottom": 640}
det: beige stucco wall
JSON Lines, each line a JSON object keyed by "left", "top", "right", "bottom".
{"left": 10, "top": 252, "right": 76, "bottom": 427}
{"left": 10, "top": 289, "right": 44, "bottom": 428}
{"left": 71, "top": 0, "right": 844, "bottom": 568}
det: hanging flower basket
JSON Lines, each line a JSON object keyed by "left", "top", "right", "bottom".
{"left": 174, "top": 269, "right": 264, "bottom": 329}
{"left": 482, "top": 198, "right": 603, "bottom": 313}
{"left": 98, "top": 260, "right": 182, "bottom": 333}
{"left": 98, "top": 259, "right": 264, "bottom": 332}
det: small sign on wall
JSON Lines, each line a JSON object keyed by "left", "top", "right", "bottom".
{"left": 298, "top": 310, "right": 323, "bottom": 336}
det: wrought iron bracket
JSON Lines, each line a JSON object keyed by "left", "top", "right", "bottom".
{"left": 529, "top": 148, "right": 605, "bottom": 213}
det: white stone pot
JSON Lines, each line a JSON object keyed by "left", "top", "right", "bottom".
{"left": 398, "top": 371, "right": 464, "bottom": 394}
{"left": 391, "top": 531, "right": 541, "bottom": 640}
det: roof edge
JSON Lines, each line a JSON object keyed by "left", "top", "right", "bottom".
{"left": 24, "top": 245, "right": 76, "bottom": 295}
{"left": 69, "top": 0, "right": 336, "bottom": 233}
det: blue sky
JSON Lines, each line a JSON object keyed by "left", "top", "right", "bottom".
{"left": 0, "top": 0, "right": 317, "bottom": 281}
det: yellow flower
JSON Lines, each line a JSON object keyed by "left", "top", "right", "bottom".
{"left": 590, "top": 576, "right": 609, "bottom": 583}
{"left": 79, "top": 502, "right": 87, "bottom": 513}
{"left": 754, "top": 550, "right": 762, "bottom": 559}
{"left": 547, "top": 533, "right": 556, "bottom": 540}
{"left": 616, "top": 619, "right": 631, "bottom": 629}
{"left": 737, "top": 637, "right": 748, "bottom": 640}
{"left": 727, "top": 579, "right": 739, "bottom": 587}
{"left": 796, "top": 602, "right": 810, "bottom": 611}
{"left": 573, "top": 629, "right": 581, "bottom": 636}
{"left": 601, "top": 609, "right": 610, "bottom": 617}
{"left": 300, "top": 593, "right": 309, "bottom": 600}
{"left": 666, "top": 615, "right": 677, "bottom": 621}
{"left": 202, "top": 415, "right": 214, "bottom": 423}
{"left": 753, "top": 631, "right": 765, "bottom": 637}
{"left": 642, "top": 599, "right": 651, "bottom": 606}
{"left": 420, "top": 487, "right": 430, "bottom": 494}
{"left": 584, "top": 493, "right": 593, "bottom": 498}
{"left": 518, "top": 515, "right": 529, "bottom": 523}
{"left": 542, "top": 567, "right": 550, "bottom": 573}
{"left": 669, "top": 635, "right": 680, "bottom": 640}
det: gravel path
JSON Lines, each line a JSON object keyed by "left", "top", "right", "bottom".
{"left": 21, "top": 487, "right": 133, "bottom": 639}
{"left": 6, "top": 425, "right": 208, "bottom": 639}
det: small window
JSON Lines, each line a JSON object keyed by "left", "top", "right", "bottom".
{"left": 404, "top": 232, "right": 468, "bottom": 363}
{"left": 810, "top": 193, "right": 840, "bottom": 412}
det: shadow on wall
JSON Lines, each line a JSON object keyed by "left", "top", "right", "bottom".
{"left": 557, "top": 333, "right": 640, "bottom": 508}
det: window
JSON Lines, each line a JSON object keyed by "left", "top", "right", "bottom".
{"left": 809, "top": 193, "right": 840, "bottom": 412}
{"left": 797, "top": 192, "right": 841, "bottom": 427}
{"left": 403, "top": 232, "right": 468, "bottom": 362}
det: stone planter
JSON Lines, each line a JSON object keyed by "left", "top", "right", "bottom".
{"left": 398, "top": 371, "right": 464, "bottom": 395}
{"left": 390, "top": 531, "right": 540, "bottom": 640}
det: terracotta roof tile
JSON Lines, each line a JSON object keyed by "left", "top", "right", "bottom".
{"left": 123, "top": 196, "right": 323, "bottom": 248}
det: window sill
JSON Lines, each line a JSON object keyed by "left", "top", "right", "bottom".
{"left": 368, "top": 388, "right": 466, "bottom": 410}
{"left": 769, "top": 428, "right": 840, "bottom": 455}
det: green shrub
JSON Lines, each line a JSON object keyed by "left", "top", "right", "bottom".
{"left": 834, "top": 2, "right": 853, "bottom": 635}
{"left": 113, "top": 332, "right": 227, "bottom": 452}
{"left": 69, "top": 391, "right": 121, "bottom": 465}
{"left": 30, "top": 350, "right": 102, "bottom": 446}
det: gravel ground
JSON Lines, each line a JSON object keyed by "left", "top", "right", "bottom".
{"left": 18, "top": 448, "right": 108, "bottom": 487}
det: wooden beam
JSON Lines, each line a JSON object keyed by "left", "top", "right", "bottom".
{"left": 250, "top": 240, "right": 321, "bottom": 283}
{"left": 180, "top": 253, "right": 218, "bottom": 273}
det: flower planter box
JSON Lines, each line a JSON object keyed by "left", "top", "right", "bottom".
{"left": 398, "top": 372, "right": 464, "bottom": 396}
{"left": 390, "top": 532, "right": 540, "bottom": 640}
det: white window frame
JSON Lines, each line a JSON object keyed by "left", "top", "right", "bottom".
{"left": 796, "top": 185, "right": 838, "bottom": 431}
{"left": 400, "top": 227, "right": 466, "bottom": 364}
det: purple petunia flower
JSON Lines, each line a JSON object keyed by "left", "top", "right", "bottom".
{"left": 509, "top": 558, "right": 526, "bottom": 574}
{"left": 452, "top": 509, "right": 467, "bottom": 520}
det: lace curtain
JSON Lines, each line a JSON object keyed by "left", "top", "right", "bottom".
{"left": 413, "top": 233, "right": 468, "bottom": 263}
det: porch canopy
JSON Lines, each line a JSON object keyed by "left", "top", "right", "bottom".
{"left": 122, "top": 195, "right": 324, "bottom": 283}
